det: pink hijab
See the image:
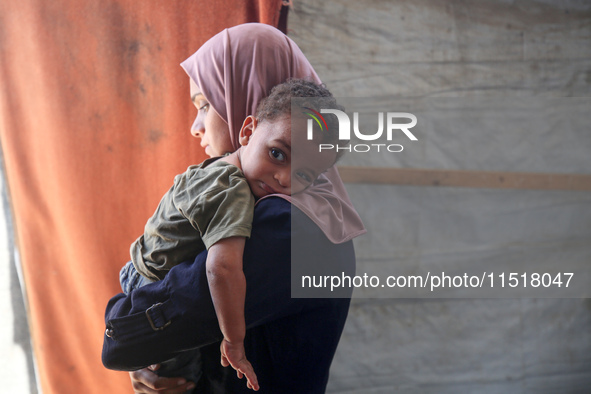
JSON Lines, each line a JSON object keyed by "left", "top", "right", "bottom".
{"left": 181, "top": 23, "right": 365, "bottom": 243}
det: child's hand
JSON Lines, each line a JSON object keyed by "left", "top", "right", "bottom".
{"left": 220, "top": 339, "right": 260, "bottom": 391}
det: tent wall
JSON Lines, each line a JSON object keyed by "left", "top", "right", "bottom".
{"left": 288, "top": 0, "right": 591, "bottom": 392}
{"left": 1, "top": 0, "right": 590, "bottom": 392}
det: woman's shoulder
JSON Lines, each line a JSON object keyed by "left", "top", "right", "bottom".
{"left": 253, "top": 196, "right": 353, "bottom": 249}
{"left": 247, "top": 196, "right": 356, "bottom": 299}
{"left": 254, "top": 196, "right": 290, "bottom": 212}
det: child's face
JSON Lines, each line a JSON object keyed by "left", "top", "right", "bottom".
{"left": 238, "top": 115, "right": 337, "bottom": 199}
{"left": 189, "top": 79, "right": 234, "bottom": 157}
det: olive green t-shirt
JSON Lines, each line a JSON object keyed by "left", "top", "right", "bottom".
{"left": 130, "top": 158, "right": 254, "bottom": 281}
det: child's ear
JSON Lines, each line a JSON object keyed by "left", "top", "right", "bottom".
{"left": 239, "top": 116, "right": 257, "bottom": 146}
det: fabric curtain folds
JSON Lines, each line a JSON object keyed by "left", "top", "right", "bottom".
{"left": 0, "top": 1, "right": 284, "bottom": 393}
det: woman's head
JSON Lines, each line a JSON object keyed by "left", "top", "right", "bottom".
{"left": 181, "top": 23, "right": 365, "bottom": 244}
{"left": 189, "top": 78, "right": 234, "bottom": 157}
{"left": 181, "top": 23, "right": 320, "bottom": 157}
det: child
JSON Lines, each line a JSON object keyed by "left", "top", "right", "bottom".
{"left": 119, "top": 78, "right": 347, "bottom": 390}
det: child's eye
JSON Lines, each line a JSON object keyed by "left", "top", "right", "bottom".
{"left": 199, "top": 103, "right": 210, "bottom": 112}
{"left": 270, "top": 148, "right": 286, "bottom": 162}
{"left": 296, "top": 171, "right": 313, "bottom": 184}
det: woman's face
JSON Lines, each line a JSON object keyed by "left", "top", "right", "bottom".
{"left": 189, "top": 79, "right": 234, "bottom": 157}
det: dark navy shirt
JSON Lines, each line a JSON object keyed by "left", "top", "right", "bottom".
{"left": 103, "top": 197, "right": 355, "bottom": 393}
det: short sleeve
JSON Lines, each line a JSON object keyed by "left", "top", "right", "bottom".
{"left": 172, "top": 164, "right": 255, "bottom": 249}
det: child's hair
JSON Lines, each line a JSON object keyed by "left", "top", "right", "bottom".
{"left": 255, "top": 78, "right": 349, "bottom": 161}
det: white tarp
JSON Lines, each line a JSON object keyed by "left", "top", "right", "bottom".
{"left": 289, "top": 0, "right": 591, "bottom": 392}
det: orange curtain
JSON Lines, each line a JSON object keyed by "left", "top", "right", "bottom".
{"left": 0, "top": 1, "right": 283, "bottom": 392}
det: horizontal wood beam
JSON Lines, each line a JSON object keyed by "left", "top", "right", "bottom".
{"left": 337, "top": 166, "right": 591, "bottom": 191}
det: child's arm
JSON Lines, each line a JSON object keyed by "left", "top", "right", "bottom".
{"left": 206, "top": 236, "right": 259, "bottom": 391}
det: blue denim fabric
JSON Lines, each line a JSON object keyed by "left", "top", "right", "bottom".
{"left": 119, "top": 261, "right": 154, "bottom": 295}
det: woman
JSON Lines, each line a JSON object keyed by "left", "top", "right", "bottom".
{"left": 181, "top": 23, "right": 365, "bottom": 244}
{"left": 102, "top": 23, "right": 365, "bottom": 393}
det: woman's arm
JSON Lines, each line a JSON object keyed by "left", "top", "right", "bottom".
{"left": 102, "top": 196, "right": 355, "bottom": 375}
{"left": 102, "top": 198, "right": 296, "bottom": 371}
{"left": 105, "top": 196, "right": 356, "bottom": 393}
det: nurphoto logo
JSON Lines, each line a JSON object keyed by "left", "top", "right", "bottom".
{"left": 304, "top": 109, "right": 418, "bottom": 153}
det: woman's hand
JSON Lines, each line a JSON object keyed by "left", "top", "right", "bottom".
{"left": 129, "top": 364, "right": 196, "bottom": 393}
